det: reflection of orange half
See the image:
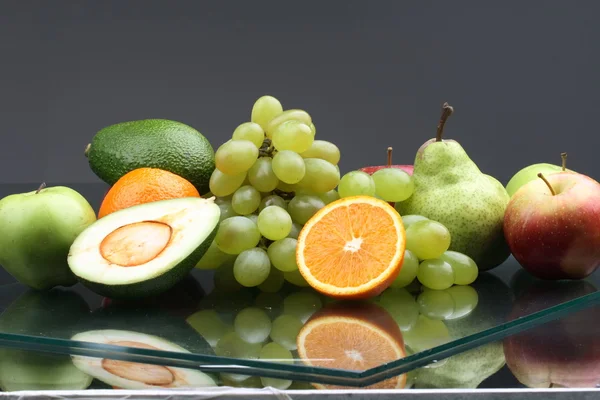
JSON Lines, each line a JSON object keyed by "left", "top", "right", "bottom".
{"left": 296, "top": 302, "right": 407, "bottom": 389}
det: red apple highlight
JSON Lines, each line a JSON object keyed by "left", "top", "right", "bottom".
{"left": 503, "top": 171, "right": 600, "bottom": 280}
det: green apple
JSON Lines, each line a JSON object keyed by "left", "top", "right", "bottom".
{"left": 0, "top": 183, "right": 97, "bottom": 290}
{"left": 506, "top": 153, "right": 574, "bottom": 197}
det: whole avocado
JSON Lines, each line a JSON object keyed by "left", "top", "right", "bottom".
{"left": 86, "top": 119, "right": 215, "bottom": 194}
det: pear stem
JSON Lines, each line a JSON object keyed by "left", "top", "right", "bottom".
{"left": 436, "top": 102, "right": 454, "bottom": 142}
{"left": 36, "top": 182, "right": 47, "bottom": 194}
{"left": 537, "top": 173, "right": 556, "bottom": 196}
{"left": 387, "top": 147, "right": 393, "bottom": 167}
{"left": 561, "top": 152, "right": 567, "bottom": 171}
{"left": 84, "top": 143, "right": 91, "bottom": 158}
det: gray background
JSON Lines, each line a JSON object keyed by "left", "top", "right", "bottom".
{"left": 1, "top": 0, "right": 599, "bottom": 186}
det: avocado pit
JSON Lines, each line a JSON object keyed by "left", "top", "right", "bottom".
{"left": 100, "top": 221, "right": 172, "bottom": 267}
{"left": 102, "top": 341, "right": 175, "bottom": 386}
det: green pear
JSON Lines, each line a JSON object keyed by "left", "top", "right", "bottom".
{"left": 396, "top": 103, "right": 511, "bottom": 271}
{"left": 505, "top": 153, "right": 574, "bottom": 197}
{"left": 0, "top": 183, "right": 97, "bottom": 290}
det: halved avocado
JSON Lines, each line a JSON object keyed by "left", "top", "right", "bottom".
{"left": 71, "top": 330, "right": 216, "bottom": 389}
{"left": 67, "top": 197, "right": 220, "bottom": 299}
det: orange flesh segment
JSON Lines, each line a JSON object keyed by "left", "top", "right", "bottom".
{"left": 300, "top": 199, "right": 403, "bottom": 290}
{"left": 100, "top": 221, "right": 172, "bottom": 267}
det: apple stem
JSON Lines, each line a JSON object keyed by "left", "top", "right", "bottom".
{"left": 561, "top": 152, "right": 567, "bottom": 171}
{"left": 387, "top": 147, "right": 393, "bottom": 167}
{"left": 436, "top": 102, "right": 454, "bottom": 142}
{"left": 36, "top": 182, "right": 47, "bottom": 194}
{"left": 84, "top": 143, "right": 91, "bottom": 158}
{"left": 537, "top": 173, "right": 556, "bottom": 196}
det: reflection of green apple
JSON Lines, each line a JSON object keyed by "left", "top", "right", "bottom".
{"left": 506, "top": 154, "right": 574, "bottom": 197}
{"left": 0, "top": 183, "right": 97, "bottom": 290}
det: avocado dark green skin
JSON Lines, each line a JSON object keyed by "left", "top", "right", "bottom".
{"left": 87, "top": 119, "right": 215, "bottom": 194}
{"left": 77, "top": 224, "right": 218, "bottom": 300}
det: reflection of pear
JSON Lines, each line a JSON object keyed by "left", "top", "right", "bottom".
{"left": 504, "top": 277, "right": 600, "bottom": 388}
{"left": 396, "top": 104, "right": 511, "bottom": 271}
{"left": 0, "top": 289, "right": 93, "bottom": 391}
{"left": 296, "top": 301, "right": 407, "bottom": 389}
{"left": 414, "top": 273, "right": 512, "bottom": 388}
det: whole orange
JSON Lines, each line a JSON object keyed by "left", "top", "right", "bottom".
{"left": 98, "top": 168, "right": 201, "bottom": 218}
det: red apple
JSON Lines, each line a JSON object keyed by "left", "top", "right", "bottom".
{"left": 503, "top": 274, "right": 600, "bottom": 388}
{"left": 359, "top": 147, "right": 413, "bottom": 176}
{"left": 503, "top": 171, "right": 600, "bottom": 280}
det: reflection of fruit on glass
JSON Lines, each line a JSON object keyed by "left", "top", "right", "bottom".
{"left": 296, "top": 302, "right": 407, "bottom": 389}
{"left": 85, "top": 118, "right": 216, "bottom": 195}
{"left": 97, "top": 167, "right": 200, "bottom": 218}
{"left": 0, "top": 289, "right": 93, "bottom": 391}
{"left": 412, "top": 273, "right": 511, "bottom": 389}
{"left": 504, "top": 277, "right": 600, "bottom": 388}
{"left": 503, "top": 169, "right": 600, "bottom": 280}
{"left": 395, "top": 102, "right": 512, "bottom": 271}
{"left": 0, "top": 183, "right": 97, "bottom": 290}
{"left": 296, "top": 196, "right": 406, "bottom": 300}
{"left": 67, "top": 197, "right": 220, "bottom": 299}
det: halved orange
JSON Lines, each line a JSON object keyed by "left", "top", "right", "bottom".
{"left": 296, "top": 301, "right": 407, "bottom": 389}
{"left": 296, "top": 195, "right": 406, "bottom": 300}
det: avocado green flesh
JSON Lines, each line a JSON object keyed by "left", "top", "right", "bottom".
{"left": 87, "top": 119, "right": 215, "bottom": 194}
{"left": 71, "top": 330, "right": 216, "bottom": 389}
{"left": 67, "top": 197, "right": 220, "bottom": 299}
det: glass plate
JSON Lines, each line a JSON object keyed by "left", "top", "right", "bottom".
{"left": 0, "top": 183, "right": 598, "bottom": 389}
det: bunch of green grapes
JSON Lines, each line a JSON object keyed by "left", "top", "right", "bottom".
{"left": 186, "top": 287, "right": 324, "bottom": 389}
{"left": 388, "top": 215, "right": 479, "bottom": 291}
{"left": 337, "top": 167, "right": 414, "bottom": 203}
{"left": 196, "top": 95, "right": 342, "bottom": 289}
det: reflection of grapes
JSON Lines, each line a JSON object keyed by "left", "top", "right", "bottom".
{"left": 416, "top": 289, "right": 455, "bottom": 320}
{"left": 259, "top": 342, "right": 294, "bottom": 389}
{"left": 234, "top": 307, "right": 272, "bottom": 344}
{"left": 445, "top": 285, "right": 479, "bottom": 320}
{"left": 283, "top": 291, "right": 323, "bottom": 323}
{"left": 377, "top": 288, "right": 419, "bottom": 331}
{"left": 270, "top": 315, "right": 304, "bottom": 350}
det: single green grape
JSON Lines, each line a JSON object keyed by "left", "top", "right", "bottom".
{"left": 232, "top": 122, "right": 265, "bottom": 148}
{"left": 417, "top": 259, "right": 455, "bottom": 290}
{"left": 416, "top": 289, "right": 455, "bottom": 320}
{"left": 445, "top": 285, "right": 479, "bottom": 320}
{"left": 231, "top": 185, "right": 261, "bottom": 215}
{"left": 390, "top": 249, "right": 419, "bottom": 288}
{"left": 405, "top": 220, "right": 452, "bottom": 260}
{"left": 209, "top": 169, "right": 247, "bottom": 197}
{"left": 257, "top": 206, "right": 293, "bottom": 241}
{"left": 297, "top": 158, "right": 340, "bottom": 193}
{"left": 378, "top": 287, "right": 420, "bottom": 331}
{"left": 309, "top": 122, "right": 316, "bottom": 136}
{"left": 283, "top": 291, "right": 323, "bottom": 323}
{"left": 272, "top": 150, "right": 306, "bottom": 184}
{"left": 400, "top": 214, "right": 429, "bottom": 229}
{"left": 265, "top": 109, "right": 312, "bottom": 139}
{"left": 215, "top": 216, "right": 262, "bottom": 255}
{"left": 338, "top": 170, "right": 376, "bottom": 198}
{"left": 215, "top": 140, "right": 258, "bottom": 175}
{"left": 269, "top": 314, "right": 304, "bottom": 350}
{"left": 286, "top": 222, "right": 303, "bottom": 239}
{"left": 234, "top": 307, "right": 272, "bottom": 344}
{"left": 216, "top": 199, "right": 239, "bottom": 222}
{"left": 287, "top": 195, "right": 326, "bottom": 224}
{"left": 251, "top": 95, "right": 283, "bottom": 131}
{"left": 372, "top": 168, "right": 415, "bottom": 202}
{"left": 272, "top": 120, "right": 314, "bottom": 153}
{"left": 233, "top": 248, "right": 271, "bottom": 287}
{"left": 248, "top": 157, "right": 279, "bottom": 192}
{"left": 213, "top": 260, "right": 243, "bottom": 292}
{"left": 259, "top": 342, "right": 294, "bottom": 389}
{"left": 318, "top": 189, "right": 340, "bottom": 205}
{"left": 258, "top": 267, "right": 285, "bottom": 293}
{"left": 276, "top": 180, "right": 297, "bottom": 193}
{"left": 299, "top": 140, "right": 341, "bottom": 165}
{"left": 259, "top": 195, "right": 287, "bottom": 211}
{"left": 283, "top": 269, "right": 310, "bottom": 287}
{"left": 195, "top": 240, "right": 235, "bottom": 270}
{"left": 439, "top": 251, "right": 479, "bottom": 285}
{"left": 267, "top": 238, "right": 299, "bottom": 272}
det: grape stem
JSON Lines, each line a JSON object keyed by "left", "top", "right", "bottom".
{"left": 436, "top": 102, "right": 454, "bottom": 142}
{"left": 387, "top": 147, "right": 393, "bottom": 167}
{"left": 273, "top": 188, "right": 295, "bottom": 200}
{"left": 561, "top": 152, "right": 567, "bottom": 171}
{"left": 259, "top": 138, "right": 275, "bottom": 157}
{"left": 537, "top": 173, "right": 556, "bottom": 196}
